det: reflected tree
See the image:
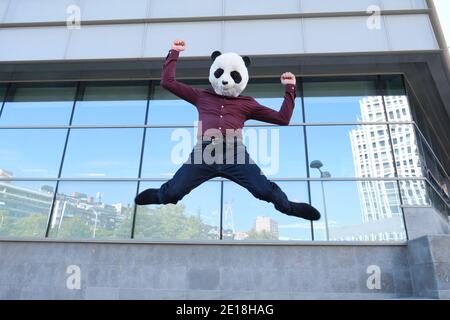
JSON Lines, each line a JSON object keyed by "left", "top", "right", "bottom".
{"left": 56, "top": 216, "right": 92, "bottom": 239}
{"left": 0, "top": 213, "right": 47, "bottom": 237}
{"left": 135, "top": 203, "right": 217, "bottom": 240}
{"left": 246, "top": 229, "right": 278, "bottom": 240}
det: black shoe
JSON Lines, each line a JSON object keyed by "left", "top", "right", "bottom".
{"left": 135, "top": 188, "right": 161, "bottom": 205}
{"left": 287, "top": 202, "right": 321, "bottom": 221}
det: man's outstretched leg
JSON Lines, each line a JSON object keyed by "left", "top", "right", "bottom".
{"left": 135, "top": 150, "right": 217, "bottom": 205}
{"left": 221, "top": 147, "right": 321, "bottom": 221}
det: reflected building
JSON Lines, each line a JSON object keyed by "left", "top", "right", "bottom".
{"left": 0, "top": 179, "right": 54, "bottom": 219}
{"left": 0, "top": 170, "right": 130, "bottom": 236}
{"left": 254, "top": 216, "right": 279, "bottom": 239}
{"left": 347, "top": 96, "right": 428, "bottom": 241}
{"left": 51, "top": 191, "right": 131, "bottom": 235}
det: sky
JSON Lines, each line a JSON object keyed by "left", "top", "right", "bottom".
{"left": 434, "top": 0, "right": 450, "bottom": 46}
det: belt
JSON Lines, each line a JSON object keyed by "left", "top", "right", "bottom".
{"left": 201, "top": 136, "right": 243, "bottom": 145}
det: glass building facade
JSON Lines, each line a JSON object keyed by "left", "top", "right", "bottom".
{"left": 0, "top": 75, "right": 448, "bottom": 242}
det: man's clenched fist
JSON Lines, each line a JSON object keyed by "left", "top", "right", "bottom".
{"left": 281, "top": 72, "right": 296, "bottom": 85}
{"left": 172, "top": 39, "right": 186, "bottom": 52}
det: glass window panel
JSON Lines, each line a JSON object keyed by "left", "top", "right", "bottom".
{"left": 141, "top": 127, "right": 195, "bottom": 179}
{"left": 72, "top": 82, "right": 148, "bottom": 125}
{"left": 243, "top": 126, "right": 306, "bottom": 178}
{"left": 0, "top": 83, "right": 76, "bottom": 125}
{"left": 48, "top": 181, "right": 136, "bottom": 240}
{"left": 222, "top": 181, "right": 311, "bottom": 241}
{"left": 389, "top": 124, "right": 423, "bottom": 177}
{"left": 0, "top": 180, "right": 55, "bottom": 238}
{"left": 381, "top": 75, "right": 406, "bottom": 96}
{"left": 142, "top": 126, "right": 307, "bottom": 179}
{"left": 383, "top": 95, "right": 412, "bottom": 122}
{"left": 311, "top": 181, "right": 406, "bottom": 242}
{"left": 0, "top": 84, "right": 6, "bottom": 104}
{"left": 147, "top": 81, "right": 301, "bottom": 126}
{"left": 134, "top": 181, "right": 221, "bottom": 240}
{"left": 61, "top": 129, "right": 142, "bottom": 178}
{"left": 0, "top": 129, "right": 67, "bottom": 178}
{"left": 147, "top": 82, "right": 209, "bottom": 125}
{"left": 399, "top": 180, "right": 429, "bottom": 207}
{"left": 303, "top": 77, "right": 380, "bottom": 122}
{"left": 245, "top": 81, "right": 303, "bottom": 124}
{"left": 307, "top": 125, "right": 395, "bottom": 178}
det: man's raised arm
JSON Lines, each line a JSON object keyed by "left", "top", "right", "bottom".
{"left": 160, "top": 39, "right": 202, "bottom": 105}
{"left": 249, "top": 72, "right": 297, "bottom": 125}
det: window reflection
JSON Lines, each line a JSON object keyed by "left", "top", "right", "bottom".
{"left": 303, "top": 77, "right": 379, "bottom": 122}
{"left": 72, "top": 82, "right": 148, "bottom": 125}
{"left": 134, "top": 181, "right": 221, "bottom": 240}
{"left": 0, "top": 83, "right": 76, "bottom": 125}
{"left": 0, "top": 180, "right": 54, "bottom": 238}
{"left": 0, "top": 76, "right": 429, "bottom": 242}
{"left": 389, "top": 124, "right": 423, "bottom": 177}
{"left": 311, "top": 181, "right": 406, "bottom": 242}
{"left": 147, "top": 83, "right": 208, "bottom": 125}
{"left": 48, "top": 181, "right": 136, "bottom": 239}
{"left": 141, "top": 127, "right": 195, "bottom": 179}
{"left": 399, "top": 180, "right": 429, "bottom": 206}
{"left": 61, "top": 129, "right": 143, "bottom": 178}
{"left": 243, "top": 126, "right": 306, "bottom": 178}
{"left": 222, "top": 181, "right": 311, "bottom": 241}
{"left": 141, "top": 126, "right": 307, "bottom": 179}
{"left": 308, "top": 125, "right": 395, "bottom": 178}
{"left": 0, "top": 129, "right": 67, "bottom": 178}
{"left": 245, "top": 80, "right": 303, "bottom": 124}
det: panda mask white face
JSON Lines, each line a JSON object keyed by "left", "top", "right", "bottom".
{"left": 209, "top": 51, "right": 251, "bottom": 98}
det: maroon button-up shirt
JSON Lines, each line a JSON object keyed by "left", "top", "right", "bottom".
{"left": 161, "top": 50, "right": 296, "bottom": 139}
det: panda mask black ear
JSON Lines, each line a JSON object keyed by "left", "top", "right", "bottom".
{"left": 211, "top": 51, "right": 222, "bottom": 61}
{"left": 242, "top": 56, "right": 251, "bottom": 68}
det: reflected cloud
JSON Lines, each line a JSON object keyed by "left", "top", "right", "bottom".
{"left": 85, "top": 161, "right": 122, "bottom": 167}
{"left": 161, "top": 172, "right": 175, "bottom": 177}
{"left": 81, "top": 173, "right": 106, "bottom": 177}
{"left": 21, "top": 168, "right": 48, "bottom": 174}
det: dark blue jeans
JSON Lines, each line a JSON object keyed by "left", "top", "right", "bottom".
{"left": 157, "top": 140, "right": 292, "bottom": 214}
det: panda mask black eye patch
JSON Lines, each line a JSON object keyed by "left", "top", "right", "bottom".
{"left": 214, "top": 68, "right": 224, "bottom": 79}
{"left": 230, "top": 71, "right": 242, "bottom": 84}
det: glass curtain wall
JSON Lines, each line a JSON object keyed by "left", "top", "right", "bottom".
{"left": 0, "top": 75, "right": 444, "bottom": 241}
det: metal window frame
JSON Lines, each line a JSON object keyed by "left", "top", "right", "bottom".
{"left": 44, "top": 82, "right": 81, "bottom": 237}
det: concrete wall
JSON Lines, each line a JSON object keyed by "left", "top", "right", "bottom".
{"left": 408, "top": 235, "right": 450, "bottom": 299}
{"left": 0, "top": 240, "right": 412, "bottom": 299}
{"left": 0, "top": 0, "right": 438, "bottom": 62}
{"left": 0, "top": 0, "right": 429, "bottom": 22}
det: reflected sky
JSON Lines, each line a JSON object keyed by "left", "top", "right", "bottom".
{"left": 0, "top": 129, "right": 67, "bottom": 177}
{"left": 61, "top": 128, "right": 143, "bottom": 178}
{"left": 0, "top": 83, "right": 76, "bottom": 125}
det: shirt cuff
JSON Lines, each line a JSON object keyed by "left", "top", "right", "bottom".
{"left": 168, "top": 49, "right": 180, "bottom": 59}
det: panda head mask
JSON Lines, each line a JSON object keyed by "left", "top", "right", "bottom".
{"left": 209, "top": 51, "right": 251, "bottom": 98}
